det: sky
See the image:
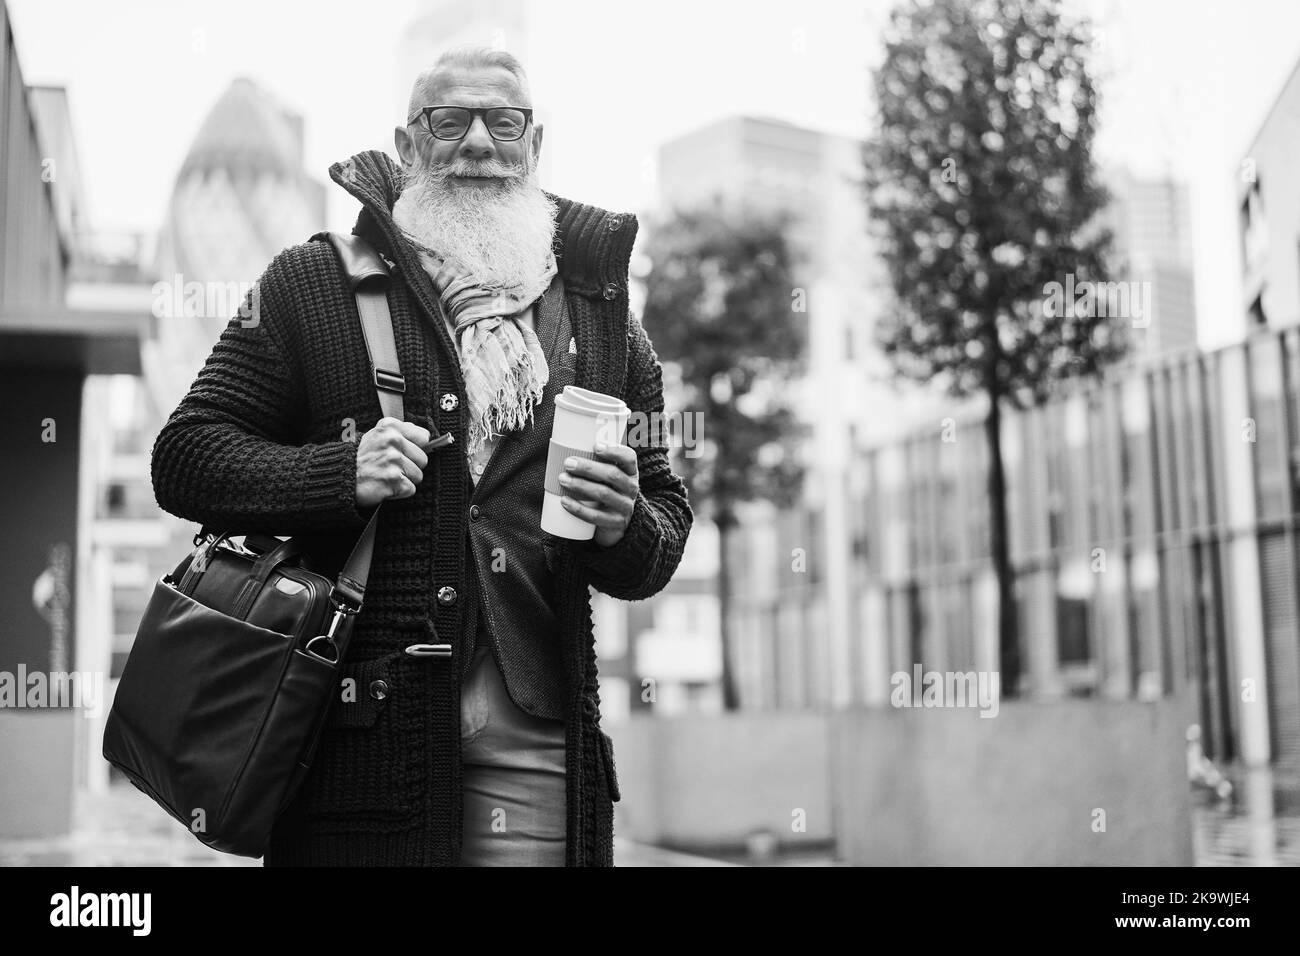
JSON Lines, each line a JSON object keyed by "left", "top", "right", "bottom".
{"left": 9, "top": 0, "right": 1300, "bottom": 349}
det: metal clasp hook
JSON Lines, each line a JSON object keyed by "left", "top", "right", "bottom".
{"left": 304, "top": 600, "right": 358, "bottom": 664}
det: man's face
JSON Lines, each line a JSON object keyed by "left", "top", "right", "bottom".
{"left": 390, "top": 60, "right": 558, "bottom": 290}
{"left": 395, "top": 63, "right": 543, "bottom": 185}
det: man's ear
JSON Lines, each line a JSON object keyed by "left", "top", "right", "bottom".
{"left": 530, "top": 122, "right": 544, "bottom": 168}
{"left": 395, "top": 125, "right": 416, "bottom": 168}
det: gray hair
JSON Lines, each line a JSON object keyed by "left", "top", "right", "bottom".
{"left": 408, "top": 45, "right": 533, "bottom": 114}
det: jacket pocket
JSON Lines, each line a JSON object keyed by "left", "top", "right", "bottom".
{"left": 300, "top": 653, "right": 412, "bottom": 818}
{"left": 325, "top": 656, "right": 395, "bottom": 729}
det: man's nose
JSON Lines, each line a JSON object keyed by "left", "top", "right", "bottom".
{"left": 458, "top": 116, "right": 496, "bottom": 161}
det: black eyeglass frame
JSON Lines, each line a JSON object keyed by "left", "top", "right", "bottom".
{"left": 405, "top": 105, "right": 535, "bottom": 142}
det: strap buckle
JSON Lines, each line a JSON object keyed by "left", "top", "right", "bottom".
{"left": 374, "top": 368, "right": 405, "bottom": 394}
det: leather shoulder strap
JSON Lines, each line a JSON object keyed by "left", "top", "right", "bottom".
{"left": 323, "top": 231, "right": 390, "bottom": 287}
{"left": 319, "top": 231, "right": 404, "bottom": 422}
{"left": 319, "top": 232, "right": 404, "bottom": 618}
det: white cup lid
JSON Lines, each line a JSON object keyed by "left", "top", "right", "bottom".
{"left": 556, "top": 384, "right": 628, "bottom": 416}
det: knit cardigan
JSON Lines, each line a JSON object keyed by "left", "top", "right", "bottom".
{"left": 149, "top": 149, "right": 693, "bottom": 866}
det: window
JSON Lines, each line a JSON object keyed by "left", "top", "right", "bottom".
{"left": 1250, "top": 337, "right": 1288, "bottom": 519}
{"left": 105, "top": 482, "right": 126, "bottom": 516}
{"left": 1056, "top": 595, "right": 1090, "bottom": 665}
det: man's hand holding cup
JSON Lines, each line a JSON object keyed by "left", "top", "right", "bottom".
{"left": 541, "top": 385, "right": 635, "bottom": 544}
{"left": 557, "top": 441, "right": 640, "bottom": 547}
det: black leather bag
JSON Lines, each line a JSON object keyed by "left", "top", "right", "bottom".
{"left": 102, "top": 232, "right": 435, "bottom": 858}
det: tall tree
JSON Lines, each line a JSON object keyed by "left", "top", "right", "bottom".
{"left": 863, "top": 0, "right": 1125, "bottom": 696}
{"left": 641, "top": 201, "right": 805, "bottom": 711}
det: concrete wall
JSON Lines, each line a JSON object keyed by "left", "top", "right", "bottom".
{"left": 1, "top": 369, "right": 82, "bottom": 673}
{"left": 0, "top": 370, "right": 83, "bottom": 837}
{"left": 609, "top": 710, "right": 835, "bottom": 850}
{"left": 608, "top": 694, "right": 1194, "bottom": 865}
{"left": 0, "top": 711, "right": 77, "bottom": 837}
{"left": 831, "top": 695, "right": 1195, "bottom": 865}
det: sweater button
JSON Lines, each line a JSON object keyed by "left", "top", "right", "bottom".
{"left": 602, "top": 283, "right": 618, "bottom": 300}
{"left": 469, "top": 504, "right": 481, "bottom": 521}
{"left": 607, "top": 217, "right": 622, "bottom": 232}
{"left": 440, "top": 392, "right": 458, "bottom": 411}
{"left": 437, "top": 585, "right": 458, "bottom": 606}
{"left": 369, "top": 679, "right": 389, "bottom": 700}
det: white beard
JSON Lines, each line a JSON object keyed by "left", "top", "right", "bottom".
{"left": 392, "top": 156, "right": 558, "bottom": 292}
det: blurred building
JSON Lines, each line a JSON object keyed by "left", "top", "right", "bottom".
{"left": 728, "top": 329, "right": 1300, "bottom": 780}
{"left": 0, "top": 0, "right": 150, "bottom": 836}
{"left": 625, "top": 115, "right": 903, "bottom": 715}
{"left": 1103, "top": 167, "right": 1198, "bottom": 361}
{"left": 658, "top": 116, "right": 895, "bottom": 450}
{"left": 1239, "top": 56, "right": 1300, "bottom": 332}
{"left": 152, "top": 76, "right": 326, "bottom": 410}
{"left": 398, "top": 0, "right": 537, "bottom": 90}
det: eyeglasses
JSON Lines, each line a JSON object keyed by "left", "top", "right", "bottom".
{"left": 406, "top": 106, "right": 533, "bottom": 142}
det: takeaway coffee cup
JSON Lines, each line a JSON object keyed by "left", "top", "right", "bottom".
{"left": 542, "top": 385, "right": 631, "bottom": 540}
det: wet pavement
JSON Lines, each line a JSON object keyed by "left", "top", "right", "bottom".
{"left": 0, "top": 783, "right": 733, "bottom": 867}
{"left": 1190, "top": 767, "right": 1300, "bottom": 867}
{"left": 2, "top": 773, "right": 1295, "bottom": 867}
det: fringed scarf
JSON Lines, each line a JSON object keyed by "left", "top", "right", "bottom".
{"left": 403, "top": 234, "right": 557, "bottom": 458}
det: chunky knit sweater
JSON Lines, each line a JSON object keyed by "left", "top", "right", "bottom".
{"left": 149, "top": 149, "right": 693, "bottom": 866}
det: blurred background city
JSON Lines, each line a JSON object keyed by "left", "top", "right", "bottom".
{"left": 1, "top": 0, "right": 1299, "bottom": 866}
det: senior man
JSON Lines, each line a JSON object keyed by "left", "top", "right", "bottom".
{"left": 150, "top": 46, "right": 692, "bottom": 866}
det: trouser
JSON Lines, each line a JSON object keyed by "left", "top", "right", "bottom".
{"left": 458, "top": 644, "right": 567, "bottom": 866}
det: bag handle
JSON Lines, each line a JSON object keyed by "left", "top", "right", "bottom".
{"left": 229, "top": 536, "right": 311, "bottom": 619}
